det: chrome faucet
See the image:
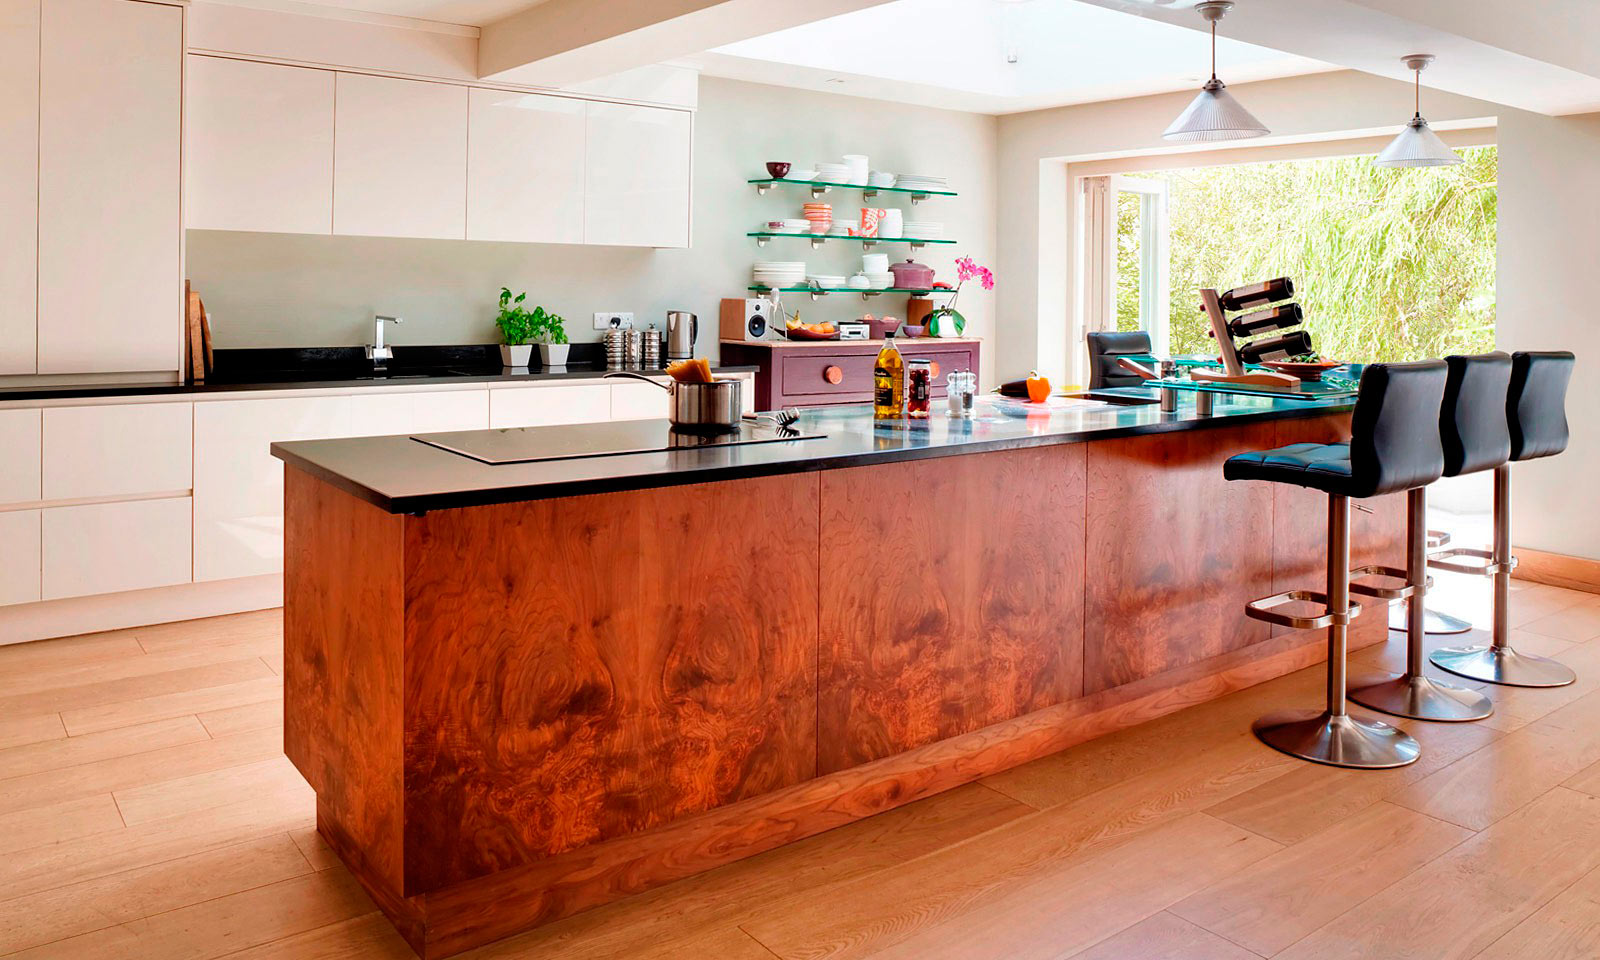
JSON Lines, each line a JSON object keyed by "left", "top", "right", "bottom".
{"left": 367, "top": 315, "right": 403, "bottom": 363}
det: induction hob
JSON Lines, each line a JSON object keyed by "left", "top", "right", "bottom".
{"left": 411, "top": 419, "right": 825, "bottom": 465}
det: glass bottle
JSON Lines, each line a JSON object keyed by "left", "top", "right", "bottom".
{"left": 873, "top": 333, "right": 905, "bottom": 419}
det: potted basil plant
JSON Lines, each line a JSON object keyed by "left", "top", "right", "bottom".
{"left": 495, "top": 287, "right": 536, "bottom": 367}
{"left": 532, "top": 306, "right": 570, "bottom": 366}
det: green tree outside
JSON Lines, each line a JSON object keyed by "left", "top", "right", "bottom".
{"left": 1116, "top": 146, "right": 1497, "bottom": 362}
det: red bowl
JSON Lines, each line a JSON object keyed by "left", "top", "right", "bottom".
{"left": 766, "top": 161, "right": 792, "bottom": 178}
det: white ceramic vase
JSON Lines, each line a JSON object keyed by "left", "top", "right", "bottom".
{"left": 539, "top": 343, "right": 570, "bottom": 366}
{"left": 500, "top": 344, "right": 533, "bottom": 367}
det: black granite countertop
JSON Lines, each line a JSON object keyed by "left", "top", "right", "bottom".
{"left": 271, "top": 389, "right": 1358, "bottom": 514}
{"left": 0, "top": 344, "right": 755, "bottom": 402}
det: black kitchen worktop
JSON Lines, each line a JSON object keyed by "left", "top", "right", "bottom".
{"left": 271, "top": 389, "right": 1359, "bottom": 514}
{"left": 0, "top": 345, "right": 755, "bottom": 402}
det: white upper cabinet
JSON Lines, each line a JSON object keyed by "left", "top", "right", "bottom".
{"left": 466, "top": 89, "right": 585, "bottom": 244}
{"left": 334, "top": 72, "right": 467, "bottom": 240}
{"left": 187, "top": 56, "right": 335, "bottom": 235}
{"left": 37, "top": 0, "right": 182, "bottom": 375}
{"left": 584, "top": 102, "right": 691, "bottom": 248}
{"left": 0, "top": 0, "right": 38, "bottom": 376}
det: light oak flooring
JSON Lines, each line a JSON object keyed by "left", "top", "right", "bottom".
{"left": 2, "top": 579, "right": 1600, "bottom": 959}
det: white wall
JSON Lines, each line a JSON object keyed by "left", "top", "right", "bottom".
{"left": 995, "top": 69, "right": 1599, "bottom": 561}
{"left": 185, "top": 76, "right": 1000, "bottom": 384}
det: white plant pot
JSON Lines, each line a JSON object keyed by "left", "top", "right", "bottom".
{"left": 500, "top": 344, "right": 533, "bottom": 367}
{"left": 539, "top": 343, "right": 570, "bottom": 366}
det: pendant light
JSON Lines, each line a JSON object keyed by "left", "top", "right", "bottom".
{"left": 1163, "top": 1, "right": 1269, "bottom": 142}
{"left": 1374, "top": 55, "right": 1463, "bottom": 167}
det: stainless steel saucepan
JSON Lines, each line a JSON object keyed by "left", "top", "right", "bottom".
{"left": 605, "top": 372, "right": 743, "bottom": 433}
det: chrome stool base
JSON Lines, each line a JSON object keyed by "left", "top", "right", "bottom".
{"left": 1347, "top": 673, "right": 1494, "bottom": 722}
{"left": 1431, "top": 644, "right": 1577, "bottom": 688}
{"left": 1388, "top": 602, "right": 1473, "bottom": 635}
{"left": 1253, "top": 710, "right": 1421, "bottom": 769}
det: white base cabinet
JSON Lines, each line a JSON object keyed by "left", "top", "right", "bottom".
{"left": 42, "top": 497, "right": 191, "bottom": 600}
{"left": 42, "top": 403, "right": 192, "bottom": 501}
{"left": 0, "top": 511, "right": 40, "bottom": 606}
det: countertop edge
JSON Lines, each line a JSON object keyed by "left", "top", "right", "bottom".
{"left": 272, "top": 401, "right": 1351, "bottom": 515}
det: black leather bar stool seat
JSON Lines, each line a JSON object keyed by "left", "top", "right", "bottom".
{"left": 1348, "top": 353, "right": 1505, "bottom": 722}
{"left": 1432, "top": 350, "right": 1578, "bottom": 688}
{"left": 1086, "top": 331, "right": 1154, "bottom": 389}
{"left": 1224, "top": 360, "right": 1448, "bottom": 768}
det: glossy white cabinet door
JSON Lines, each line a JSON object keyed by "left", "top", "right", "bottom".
{"left": 194, "top": 395, "right": 348, "bottom": 582}
{"left": 37, "top": 0, "right": 182, "bottom": 375}
{"left": 489, "top": 384, "right": 611, "bottom": 428}
{"left": 334, "top": 73, "right": 467, "bottom": 240}
{"left": 345, "top": 389, "right": 487, "bottom": 438}
{"left": 467, "top": 89, "right": 585, "bottom": 244}
{"left": 0, "top": 408, "right": 41, "bottom": 504}
{"left": 584, "top": 103, "right": 691, "bottom": 248}
{"left": 0, "top": 510, "right": 41, "bottom": 606}
{"left": 0, "top": 0, "right": 38, "bottom": 375}
{"left": 187, "top": 56, "right": 335, "bottom": 235}
{"left": 42, "top": 497, "right": 192, "bottom": 600}
{"left": 42, "top": 403, "right": 192, "bottom": 501}
{"left": 609, "top": 380, "right": 671, "bottom": 421}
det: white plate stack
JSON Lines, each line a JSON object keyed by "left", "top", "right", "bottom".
{"left": 777, "top": 218, "right": 812, "bottom": 234}
{"left": 806, "top": 274, "right": 846, "bottom": 288}
{"left": 896, "top": 174, "right": 949, "bottom": 193}
{"left": 753, "top": 261, "right": 806, "bottom": 289}
{"left": 903, "top": 220, "right": 944, "bottom": 240}
{"left": 842, "top": 154, "right": 869, "bottom": 185}
{"left": 815, "top": 162, "right": 850, "bottom": 184}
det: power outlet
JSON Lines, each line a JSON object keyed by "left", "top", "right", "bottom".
{"left": 593, "top": 311, "right": 634, "bottom": 331}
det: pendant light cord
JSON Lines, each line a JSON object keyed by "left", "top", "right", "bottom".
{"left": 1414, "top": 66, "right": 1421, "bottom": 120}
{"left": 1211, "top": 20, "right": 1218, "bottom": 82}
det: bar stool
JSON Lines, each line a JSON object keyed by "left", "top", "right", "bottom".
{"left": 1224, "top": 360, "right": 1447, "bottom": 768}
{"left": 1348, "top": 353, "right": 1504, "bottom": 722}
{"left": 1432, "top": 350, "right": 1578, "bottom": 688}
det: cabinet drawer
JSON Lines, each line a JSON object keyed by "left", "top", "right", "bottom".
{"left": 42, "top": 496, "right": 191, "bottom": 599}
{"left": 610, "top": 381, "right": 670, "bottom": 421}
{"left": 0, "top": 510, "right": 41, "bottom": 606}
{"left": 0, "top": 409, "right": 42, "bottom": 503}
{"left": 489, "top": 384, "right": 611, "bottom": 428}
{"left": 778, "top": 353, "right": 878, "bottom": 401}
{"left": 43, "top": 402, "right": 192, "bottom": 500}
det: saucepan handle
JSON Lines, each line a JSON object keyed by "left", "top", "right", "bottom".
{"left": 604, "top": 372, "right": 672, "bottom": 391}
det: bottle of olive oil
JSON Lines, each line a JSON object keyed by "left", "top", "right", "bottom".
{"left": 873, "top": 332, "right": 905, "bottom": 419}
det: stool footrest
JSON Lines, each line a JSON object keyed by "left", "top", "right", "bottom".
{"left": 1245, "top": 590, "right": 1364, "bottom": 630}
{"left": 1348, "top": 565, "right": 1424, "bottom": 601}
{"left": 1426, "top": 529, "right": 1451, "bottom": 549}
{"left": 1428, "top": 547, "right": 1516, "bottom": 577}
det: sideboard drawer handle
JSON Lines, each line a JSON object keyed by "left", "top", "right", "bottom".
{"left": 823, "top": 364, "right": 844, "bottom": 385}
{"left": 929, "top": 360, "right": 941, "bottom": 378}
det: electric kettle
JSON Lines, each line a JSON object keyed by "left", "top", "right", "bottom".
{"left": 666, "top": 311, "right": 697, "bottom": 360}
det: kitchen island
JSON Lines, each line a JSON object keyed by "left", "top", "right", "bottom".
{"left": 272, "top": 393, "right": 1404, "bottom": 958}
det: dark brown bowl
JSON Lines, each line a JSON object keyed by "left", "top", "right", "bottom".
{"left": 766, "top": 161, "right": 792, "bottom": 178}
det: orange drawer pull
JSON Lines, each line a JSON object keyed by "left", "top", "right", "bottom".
{"left": 823, "top": 364, "right": 844, "bottom": 385}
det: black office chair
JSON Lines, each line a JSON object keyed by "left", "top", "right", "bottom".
{"left": 1347, "top": 353, "right": 1504, "bottom": 722}
{"left": 1086, "top": 331, "right": 1153, "bottom": 389}
{"left": 1224, "top": 360, "right": 1448, "bottom": 768}
{"left": 1432, "top": 350, "right": 1577, "bottom": 687}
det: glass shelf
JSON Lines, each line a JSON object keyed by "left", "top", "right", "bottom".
{"left": 747, "top": 231, "right": 956, "bottom": 249}
{"left": 1151, "top": 377, "right": 1359, "bottom": 402}
{"left": 748, "top": 284, "right": 951, "bottom": 301}
{"left": 748, "top": 177, "right": 957, "bottom": 202}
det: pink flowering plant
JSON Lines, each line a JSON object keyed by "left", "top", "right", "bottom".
{"left": 930, "top": 256, "right": 994, "bottom": 336}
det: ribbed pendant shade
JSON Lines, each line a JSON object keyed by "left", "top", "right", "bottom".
{"left": 1375, "top": 117, "right": 1463, "bottom": 167}
{"left": 1163, "top": 79, "right": 1270, "bottom": 142}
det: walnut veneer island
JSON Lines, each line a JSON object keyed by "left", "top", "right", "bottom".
{"left": 271, "top": 392, "right": 1404, "bottom": 959}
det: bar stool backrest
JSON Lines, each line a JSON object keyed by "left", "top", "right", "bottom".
{"left": 1348, "top": 360, "right": 1448, "bottom": 498}
{"left": 1441, "top": 352, "right": 1512, "bottom": 478}
{"left": 1508, "top": 351, "right": 1575, "bottom": 462}
{"left": 1086, "top": 331, "right": 1153, "bottom": 389}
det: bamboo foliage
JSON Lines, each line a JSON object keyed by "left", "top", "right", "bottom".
{"left": 1117, "top": 146, "right": 1497, "bottom": 361}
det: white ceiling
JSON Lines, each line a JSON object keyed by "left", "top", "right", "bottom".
{"left": 204, "top": 0, "right": 546, "bottom": 28}
{"left": 697, "top": 0, "right": 1337, "bottom": 115}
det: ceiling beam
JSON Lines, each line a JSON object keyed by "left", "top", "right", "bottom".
{"left": 478, "top": 0, "right": 895, "bottom": 86}
{"left": 1072, "top": 0, "right": 1600, "bottom": 116}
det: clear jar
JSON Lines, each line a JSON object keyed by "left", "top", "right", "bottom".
{"left": 906, "top": 359, "right": 933, "bottom": 418}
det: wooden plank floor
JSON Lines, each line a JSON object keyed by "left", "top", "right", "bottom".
{"left": 2, "top": 580, "right": 1599, "bottom": 960}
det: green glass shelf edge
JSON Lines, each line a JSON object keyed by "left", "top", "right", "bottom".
{"left": 748, "top": 177, "right": 957, "bottom": 197}
{"left": 747, "top": 285, "right": 950, "bottom": 296}
{"left": 746, "top": 232, "right": 957, "bottom": 245}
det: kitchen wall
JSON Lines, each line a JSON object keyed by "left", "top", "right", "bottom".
{"left": 186, "top": 75, "right": 1000, "bottom": 383}
{"left": 994, "top": 70, "right": 1600, "bottom": 562}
